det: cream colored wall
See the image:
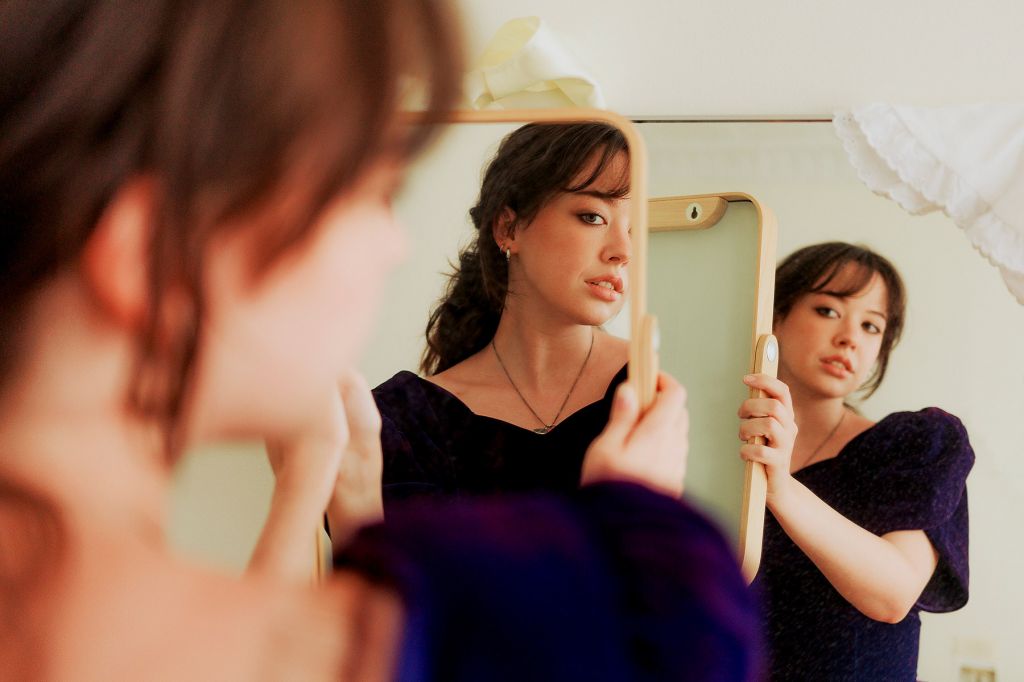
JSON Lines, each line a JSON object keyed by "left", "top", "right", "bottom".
{"left": 458, "top": 0, "right": 1024, "bottom": 116}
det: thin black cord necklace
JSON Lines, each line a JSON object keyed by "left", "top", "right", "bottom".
{"left": 491, "top": 330, "right": 595, "bottom": 435}
{"left": 800, "top": 408, "right": 847, "bottom": 469}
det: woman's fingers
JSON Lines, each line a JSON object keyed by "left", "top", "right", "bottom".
{"left": 338, "top": 372, "right": 382, "bottom": 451}
{"left": 597, "top": 382, "right": 640, "bottom": 447}
{"left": 742, "top": 373, "right": 794, "bottom": 410}
{"left": 740, "top": 443, "right": 778, "bottom": 465}
{"left": 738, "top": 416, "right": 786, "bottom": 444}
{"left": 581, "top": 372, "right": 688, "bottom": 497}
{"left": 638, "top": 372, "right": 687, "bottom": 433}
{"left": 737, "top": 397, "right": 789, "bottom": 421}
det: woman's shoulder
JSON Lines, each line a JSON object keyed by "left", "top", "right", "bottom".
{"left": 373, "top": 370, "right": 456, "bottom": 416}
{"left": 372, "top": 370, "right": 460, "bottom": 440}
{"left": 872, "top": 407, "right": 970, "bottom": 447}
{"left": 372, "top": 370, "right": 424, "bottom": 402}
{"left": 861, "top": 407, "right": 974, "bottom": 473}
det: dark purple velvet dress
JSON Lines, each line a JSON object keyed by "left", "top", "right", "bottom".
{"left": 752, "top": 408, "right": 974, "bottom": 681}
{"left": 335, "top": 481, "right": 762, "bottom": 681}
{"left": 372, "top": 365, "right": 627, "bottom": 503}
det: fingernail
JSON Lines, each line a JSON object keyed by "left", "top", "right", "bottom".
{"left": 743, "top": 374, "right": 756, "bottom": 384}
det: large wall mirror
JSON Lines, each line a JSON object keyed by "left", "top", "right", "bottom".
{"left": 168, "top": 113, "right": 774, "bottom": 577}
{"left": 167, "top": 115, "right": 1020, "bottom": 680}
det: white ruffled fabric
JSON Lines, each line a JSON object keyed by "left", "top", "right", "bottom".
{"left": 465, "top": 17, "right": 605, "bottom": 110}
{"left": 834, "top": 104, "right": 1024, "bottom": 304}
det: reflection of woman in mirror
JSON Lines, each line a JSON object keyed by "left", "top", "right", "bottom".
{"left": 740, "top": 242, "right": 974, "bottom": 679}
{"left": 375, "top": 123, "right": 633, "bottom": 503}
{"left": 1, "top": 1, "right": 758, "bottom": 677}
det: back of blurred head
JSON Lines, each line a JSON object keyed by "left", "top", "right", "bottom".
{"left": 0, "top": 4, "right": 461, "bottom": 674}
{"left": 0, "top": 0, "right": 463, "bottom": 457}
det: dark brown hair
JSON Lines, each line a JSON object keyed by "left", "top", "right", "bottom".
{"left": 775, "top": 241, "right": 907, "bottom": 398}
{"left": 421, "top": 122, "right": 629, "bottom": 375}
{"left": 0, "top": 0, "right": 463, "bottom": 457}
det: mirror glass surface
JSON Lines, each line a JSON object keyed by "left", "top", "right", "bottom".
{"left": 644, "top": 196, "right": 760, "bottom": 539}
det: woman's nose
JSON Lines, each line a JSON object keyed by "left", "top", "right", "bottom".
{"left": 833, "top": 320, "right": 859, "bottom": 348}
{"left": 604, "top": 223, "right": 631, "bottom": 264}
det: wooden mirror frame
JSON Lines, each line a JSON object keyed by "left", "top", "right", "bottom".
{"left": 315, "top": 107, "right": 651, "bottom": 580}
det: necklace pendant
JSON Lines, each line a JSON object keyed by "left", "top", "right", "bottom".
{"left": 533, "top": 426, "right": 551, "bottom": 435}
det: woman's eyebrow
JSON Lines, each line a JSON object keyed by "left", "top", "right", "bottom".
{"left": 571, "top": 189, "right": 626, "bottom": 201}
{"left": 817, "top": 291, "right": 889, "bottom": 321}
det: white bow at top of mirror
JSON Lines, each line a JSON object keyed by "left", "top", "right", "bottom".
{"left": 636, "top": 120, "right": 1024, "bottom": 682}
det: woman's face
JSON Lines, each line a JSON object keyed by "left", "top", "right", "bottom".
{"left": 774, "top": 264, "right": 889, "bottom": 401}
{"left": 507, "top": 152, "right": 631, "bottom": 326}
{"left": 192, "top": 160, "right": 406, "bottom": 441}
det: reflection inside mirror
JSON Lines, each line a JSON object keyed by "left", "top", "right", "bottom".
{"left": 747, "top": 242, "right": 973, "bottom": 679}
{"left": 376, "top": 122, "right": 634, "bottom": 506}
{"left": 635, "top": 120, "right": 1021, "bottom": 681}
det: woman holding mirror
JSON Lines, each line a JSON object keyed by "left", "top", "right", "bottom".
{"left": 739, "top": 242, "right": 974, "bottom": 679}
{"left": 0, "top": 1, "right": 759, "bottom": 678}
{"left": 375, "top": 123, "right": 634, "bottom": 503}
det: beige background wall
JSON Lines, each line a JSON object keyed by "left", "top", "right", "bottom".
{"left": 458, "top": 1, "right": 1024, "bottom": 117}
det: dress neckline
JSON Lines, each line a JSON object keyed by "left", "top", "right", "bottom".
{"left": 792, "top": 412, "right": 896, "bottom": 476}
{"left": 406, "top": 364, "right": 629, "bottom": 436}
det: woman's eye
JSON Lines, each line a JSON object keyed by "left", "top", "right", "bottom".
{"left": 814, "top": 306, "right": 838, "bottom": 319}
{"left": 863, "top": 321, "right": 882, "bottom": 334}
{"left": 578, "top": 212, "right": 606, "bottom": 226}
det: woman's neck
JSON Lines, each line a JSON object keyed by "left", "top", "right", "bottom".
{"left": 786, "top": 381, "right": 849, "bottom": 465}
{"left": 0, "top": 277, "right": 170, "bottom": 543}
{"left": 490, "top": 311, "right": 596, "bottom": 392}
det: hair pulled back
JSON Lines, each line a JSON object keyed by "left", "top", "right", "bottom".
{"left": 421, "top": 122, "right": 629, "bottom": 375}
{"left": 775, "top": 241, "right": 907, "bottom": 398}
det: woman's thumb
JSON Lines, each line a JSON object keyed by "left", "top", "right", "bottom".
{"left": 600, "top": 382, "right": 639, "bottom": 443}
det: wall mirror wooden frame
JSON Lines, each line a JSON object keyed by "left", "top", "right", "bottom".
{"left": 314, "top": 107, "right": 659, "bottom": 578}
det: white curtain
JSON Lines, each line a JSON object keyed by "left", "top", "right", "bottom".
{"left": 834, "top": 104, "right": 1024, "bottom": 304}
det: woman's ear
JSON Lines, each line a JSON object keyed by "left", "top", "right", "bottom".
{"left": 80, "top": 178, "right": 156, "bottom": 330}
{"left": 492, "top": 207, "right": 518, "bottom": 254}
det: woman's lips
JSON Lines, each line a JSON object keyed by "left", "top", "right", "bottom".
{"left": 587, "top": 280, "right": 621, "bottom": 302}
{"left": 820, "top": 357, "right": 852, "bottom": 378}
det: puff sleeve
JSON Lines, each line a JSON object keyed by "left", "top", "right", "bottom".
{"left": 857, "top": 408, "right": 975, "bottom": 612}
